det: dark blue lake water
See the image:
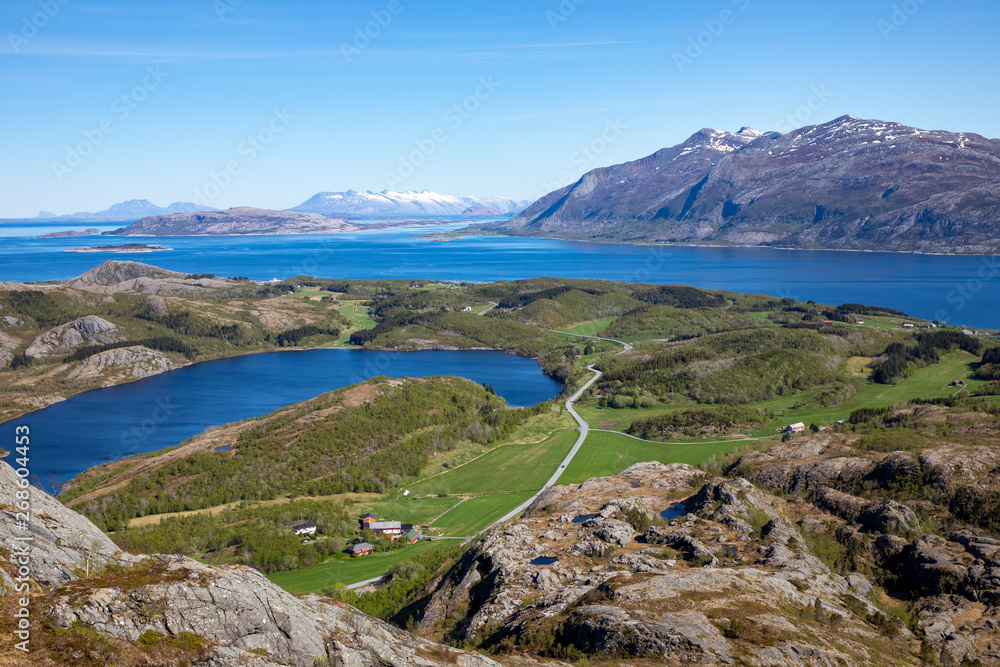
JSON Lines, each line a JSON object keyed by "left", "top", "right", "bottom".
{"left": 2, "top": 349, "right": 562, "bottom": 493}
{"left": 1, "top": 221, "right": 997, "bottom": 329}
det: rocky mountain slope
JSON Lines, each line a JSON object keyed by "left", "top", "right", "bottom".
{"left": 292, "top": 189, "right": 528, "bottom": 218}
{"left": 490, "top": 116, "right": 1000, "bottom": 253}
{"left": 108, "top": 207, "right": 363, "bottom": 236}
{"left": 0, "top": 461, "right": 501, "bottom": 666}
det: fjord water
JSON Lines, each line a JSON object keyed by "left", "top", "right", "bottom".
{"left": 2, "top": 349, "right": 562, "bottom": 493}
{"left": 2, "top": 221, "right": 998, "bottom": 328}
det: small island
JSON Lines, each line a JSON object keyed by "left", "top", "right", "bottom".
{"left": 36, "top": 228, "right": 102, "bottom": 239}
{"left": 65, "top": 243, "right": 172, "bottom": 253}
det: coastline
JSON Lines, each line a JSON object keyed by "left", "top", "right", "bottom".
{"left": 448, "top": 228, "right": 1000, "bottom": 258}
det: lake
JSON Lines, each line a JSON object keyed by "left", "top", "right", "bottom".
{"left": 1, "top": 348, "right": 562, "bottom": 493}
{"left": 1, "top": 221, "right": 997, "bottom": 329}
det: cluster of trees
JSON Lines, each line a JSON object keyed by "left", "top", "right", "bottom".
{"left": 627, "top": 406, "right": 771, "bottom": 439}
{"left": 822, "top": 302, "right": 909, "bottom": 322}
{"left": 602, "top": 303, "right": 763, "bottom": 342}
{"left": 136, "top": 309, "right": 257, "bottom": 346}
{"left": 631, "top": 285, "right": 727, "bottom": 309}
{"left": 345, "top": 545, "right": 463, "bottom": 623}
{"left": 268, "top": 324, "right": 341, "bottom": 347}
{"left": 1, "top": 290, "right": 83, "bottom": 328}
{"left": 76, "top": 378, "right": 547, "bottom": 528}
{"left": 113, "top": 499, "right": 355, "bottom": 572}
{"left": 600, "top": 328, "right": 847, "bottom": 405}
{"left": 872, "top": 331, "right": 982, "bottom": 384}
{"left": 974, "top": 346, "right": 1000, "bottom": 381}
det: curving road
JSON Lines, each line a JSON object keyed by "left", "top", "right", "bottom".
{"left": 493, "top": 331, "right": 632, "bottom": 524}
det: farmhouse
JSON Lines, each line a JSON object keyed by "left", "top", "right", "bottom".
{"left": 855, "top": 318, "right": 865, "bottom": 325}
{"left": 462, "top": 306, "right": 473, "bottom": 312}
{"left": 371, "top": 521, "right": 403, "bottom": 537}
{"left": 404, "top": 529, "right": 422, "bottom": 544}
{"left": 292, "top": 522, "right": 317, "bottom": 536}
{"left": 347, "top": 542, "right": 375, "bottom": 557}
{"left": 783, "top": 422, "right": 806, "bottom": 434}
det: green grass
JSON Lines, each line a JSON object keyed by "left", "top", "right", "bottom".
{"left": 430, "top": 492, "right": 534, "bottom": 535}
{"left": 575, "top": 400, "right": 696, "bottom": 432}
{"left": 351, "top": 496, "right": 458, "bottom": 527}
{"left": 750, "top": 350, "right": 983, "bottom": 433}
{"left": 407, "top": 430, "right": 576, "bottom": 496}
{"left": 267, "top": 539, "right": 452, "bottom": 593}
{"left": 560, "top": 430, "right": 752, "bottom": 484}
{"left": 561, "top": 317, "right": 618, "bottom": 337}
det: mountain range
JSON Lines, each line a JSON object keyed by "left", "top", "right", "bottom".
{"left": 488, "top": 116, "right": 1000, "bottom": 253}
{"left": 290, "top": 189, "right": 529, "bottom": 218}
{"left": 31, "top": 199, "right": 217, "bottom": 222}
{"left": 14, "top": 190, "right": 528, "bottom": 223}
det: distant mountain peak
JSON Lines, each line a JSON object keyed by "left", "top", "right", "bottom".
{"left": 291, "top": 189, "right": 529, "bottom": 218}
{"left": 492, "top": 116, "right": 1000, "bottom": 254}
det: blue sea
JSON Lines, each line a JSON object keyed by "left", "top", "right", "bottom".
{"left": 1, "top": 220, "right": 997, "bottom": 329}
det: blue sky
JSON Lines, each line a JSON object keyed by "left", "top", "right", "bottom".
{"left": 1, "top": 0, "right": 998, "bottom": 217}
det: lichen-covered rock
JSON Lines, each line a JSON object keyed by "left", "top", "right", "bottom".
{"left": 858, "top": 499, "right": 919, "bottom": 534}
{"left": 25, "top": 315, "right": 119, "bottom": 357}
{"left": 66, "top": 344, "right": 182, "bottom": 382}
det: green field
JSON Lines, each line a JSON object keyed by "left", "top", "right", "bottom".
{"left": 407, "top": 430, "right": 576, "bottom": 496}
{"left": 267, "top": 539, "right": 453, "bottom": 593}
{"left": 560, "top": 430, "right": 756, "bottom": 484}
{"left": 430, "top": 492, "right": 534, "bottom": 535}
{"left": 752, "top": 350, "right": 985, "bottom": 432}
{"left": 351, "top": 496, "right": 458, "bottom": 527}
{"left": 561, "top": 318, "right": 618, "bottom": 337}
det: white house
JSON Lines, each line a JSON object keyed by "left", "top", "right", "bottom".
{"left": 292, "top": 522, "right": 317, "bottom": 536}
{"left": 783, "top": 422, "right": 806, "bottom": 434}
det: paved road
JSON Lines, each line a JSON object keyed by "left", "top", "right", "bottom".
{"left": 350, "top": 330, "right": 633, "bottom": 588}
{"left": 493, "top": 331, "right": 633, "bottom": 525}
{"left": 478, "top": 301, "right": 498, "bottom": 316}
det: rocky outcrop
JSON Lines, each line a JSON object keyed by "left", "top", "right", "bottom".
{"left": 65, "top": 259, "right": 187, "bottom": 287}
{"left": 66, "top": 344, "right": 183, "bottom": 382}
{"left": 412, "top": 462, "right": 917, "bottom": 665}
{"left": 0, "top": 462, "right": 499, "bottom": 666}
{"left": 25, "top": 315, "right": 119, "bottom": 357}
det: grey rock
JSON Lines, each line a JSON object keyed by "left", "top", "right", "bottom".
{"left": 859, "top": 499, "right": 919, "bottom": 534}
{"left": 644, "top": 527, "right": 718, "bottom": 566}
{"left": 583, "top": 517, "right": 634, "bottom": 546}
{"left": 26, "top": 315, "right": 119, "bottom": 357}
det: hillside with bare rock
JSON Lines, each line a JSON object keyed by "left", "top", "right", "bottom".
{"left": 405, "top": 461, "right": 937, "bottom": 665}
{"left": 487, "top": 116, "right": 1000, "bottom": 253}
{"left": 0, "top": 461, "right": 502, "bottom": 667}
